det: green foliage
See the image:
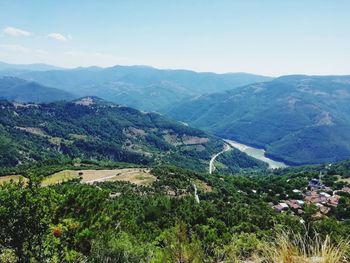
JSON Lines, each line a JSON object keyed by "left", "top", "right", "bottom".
{"left": 0, "top": 176, "right": 58, "bottom": 262}
{"left": 168, "top": 75, "right": 350, "bottom": 165}
{"left": 0, "top": 99, "right": 234, "bottom": 173}
{"left": 90, "top": 231, "right": 151, "bottom": 263}
{"left": 0, "top": 165, "right": 349, "bottom": 261}
{"left": 155, "top": 221, "right": 203, "bottom": 263}
{"left": 216, "top": 148, "right": 268, "bottom": 173}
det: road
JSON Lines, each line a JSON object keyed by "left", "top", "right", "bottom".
{"left": 209, "top": 143, "right": 232, "bottom": 174}
{"left": 193, "top": 183, "right": 200, "bottom": 203}
{"left": 84, "top": 175, "right": 117, "bottom": 184}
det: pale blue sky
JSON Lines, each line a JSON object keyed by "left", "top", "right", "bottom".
{"left": 0, "top": 0, "right": 349, "bottom": 76}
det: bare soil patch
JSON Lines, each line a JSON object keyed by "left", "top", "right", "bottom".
{"left": 47, "top": 168, "right": 156, "bottom": 186}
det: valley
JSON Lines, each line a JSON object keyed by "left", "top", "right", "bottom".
{"left": 1, "top": 67, "right": 350, "bottom": 262}
{"left": 168, "top": 75, "right": 350, "bottom": 165}
{"left": 1, "top": 1, "right": 350, "bottom": 262}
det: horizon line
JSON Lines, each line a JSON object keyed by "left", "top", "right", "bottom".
{"left": 2, "top": 59, "right": 350, "bottom": 78}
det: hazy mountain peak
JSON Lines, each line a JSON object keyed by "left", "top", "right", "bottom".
{"left": 0, "top": 61, "right": 64, "bottom": 71}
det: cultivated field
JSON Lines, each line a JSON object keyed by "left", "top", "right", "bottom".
{"left": 44, "top": 168, "right": 156, "bottom": 186}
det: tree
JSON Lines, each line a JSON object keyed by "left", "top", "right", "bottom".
{"left": 0, "top": 176, "right": 57, "bottom": 262}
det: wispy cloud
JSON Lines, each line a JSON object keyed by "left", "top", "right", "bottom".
{"left": 3, "top": 26, "right": 31, "bottom": 37}
{"left": 47, "top": 33, "right": 70, "bottom": 42}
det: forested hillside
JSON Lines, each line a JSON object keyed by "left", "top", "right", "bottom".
{"left": 0, "top": 97, "right": 265, "bottom": 173}
{"left": 168, "top": 75, "right": 350, "bottom": 165}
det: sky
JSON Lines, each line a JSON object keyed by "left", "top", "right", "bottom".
{"left": 0, "top": 0, "right": 349, "bottom": 76}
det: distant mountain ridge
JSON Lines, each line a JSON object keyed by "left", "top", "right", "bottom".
{"left": 0, "top": 76, "right": 75, "bottom": 103}
{"left": 0, "top": 61, "right": 64, "bottom": 71}
{"left": 0, "top": 62, "right": 273, "bottom": 111}
{"left": 167, "top": 75, "right": 350, "bottom": 165}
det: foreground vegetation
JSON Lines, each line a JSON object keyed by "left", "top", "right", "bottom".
{"left": 1, "top": 164, "right": 350, "bottom": 262}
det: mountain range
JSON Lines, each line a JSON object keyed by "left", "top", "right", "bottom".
{"left": 168, "top": 75, "right": 350, "bottom": 165}
{"left": 2, "top": 61, "right": 350, "bottom": 166}
{"left": 0, "top": 61, "right": 64, "bottom": 71}
{"left": 0, "top": 62, "right": 272, "bottom": 111}
{"left": 0, "top": 76, "right": 75, "bottom": 103}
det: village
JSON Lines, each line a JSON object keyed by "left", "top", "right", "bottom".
{"left": 271, "top": 176, "right": 350, "bottom": 219}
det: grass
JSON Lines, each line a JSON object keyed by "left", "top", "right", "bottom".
{"left": 335, "top": 175, "right": 350, "bottom": 184}
{"left": 194, "top": 179, "right": 212, "bottom": 193}
{"left": 1, "top": 168, "right": 156, "bottom": 187}
{"left": 42, "top": 170, "right": 78, "bottom": 186}
{"left": 260, "top": 231, "right": 350, "bottom": 263}
{"left": 0, "top": 175, "right": 27, "bottom": 184}
{"left": 108, "top": 168, "right": 156, "bottom": 185}
{"left": 223, "top": 230, "right": 349, "bottom": 262}
{"left": 44, "top": 168, "right": 156, "bottom": 186}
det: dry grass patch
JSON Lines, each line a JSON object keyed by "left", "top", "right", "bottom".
{"left": 260, "top": 231, "right": 350, "bottom": 263}
{"left": 15, "top": 127, "right": 46, "bottom": 137}
{"left": 69, "top": 134, "right": 88, "bottom": 140}
{"left": 47, "top": 168, "right": 156, "bottom": 186}
{"left": 42, "top": 170, "right": 78, "bottom": 186}
{"left": 336, "top": 175, "right": 350, "bottom": 184}
{"left": 0, "top": 175, "right": 27, "bottom": 184}
{"left": 195, "top": 179, "right": 212, "bottom": 193}
{"left": 109, "top": 169, "right": 156, "bottom": 185}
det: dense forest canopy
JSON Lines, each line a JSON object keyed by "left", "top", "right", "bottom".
{"left": 0, "top": 163, "right": 350, "bottom": 262}
{"left": 167, "top": 75, "right": 350, "bottom": 165}
{"left": 0, "top": 98, "right": 266, "bottom": 178}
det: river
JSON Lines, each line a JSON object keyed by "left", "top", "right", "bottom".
{"left": 224, "top": 139, "right": 288, "bottom": 169}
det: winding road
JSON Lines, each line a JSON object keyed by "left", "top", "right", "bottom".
{"left": 209, "top": 143, "right": 232, "bottom": 174}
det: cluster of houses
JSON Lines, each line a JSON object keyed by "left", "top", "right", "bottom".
{"left": 271, "top": 178, "right": 350, "bottom": 218}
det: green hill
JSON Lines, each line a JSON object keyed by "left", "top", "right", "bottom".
{"left": 0, "top": 97, "right": 265, "bottom": 172}
{"left": 0, "top": 76, "right": 75, "bottom": 103}
{"left": 167, "top": 75, "right": 350, "bottom": 165}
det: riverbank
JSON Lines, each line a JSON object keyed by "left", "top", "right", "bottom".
{"left": 224, "top": 139, "right": 288, "bottom": 169}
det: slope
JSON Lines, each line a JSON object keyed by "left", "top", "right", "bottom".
{"left": 0, "top": 64, "right": 272, "bottom": 111}
{"left": 167, "top": 75, "right": 350, "bottom": 165}
{"left": 0, "top": 97, "right": 265, "bottom": 172}
{"left": 0, "top": 76, "right": 75, "bottom": 103}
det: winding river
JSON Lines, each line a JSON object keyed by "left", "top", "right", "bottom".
{"left": 224, "top": 139, "right": 288, "bottom": 169}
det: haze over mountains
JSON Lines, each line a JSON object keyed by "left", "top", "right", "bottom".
{"left": 0, "top": 76, "right": 75, "bottom": 103}
{"left": 0, "top": 62, "right": 272, "bottom": 111}
{"left": 0, "top": 61, "right": 64, "bottom": 71}
{"left": 1, "top": 61, "right": 350, "bottom": 165}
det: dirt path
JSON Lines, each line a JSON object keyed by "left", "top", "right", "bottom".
{"left": 84, "top": 174, "right": 119, "bottom": 184}
{"left": 209, "top": 143, "right": 231, "bottom": 174}
{"left": 193, "top": 183, "right": 200, "bottom": 203}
